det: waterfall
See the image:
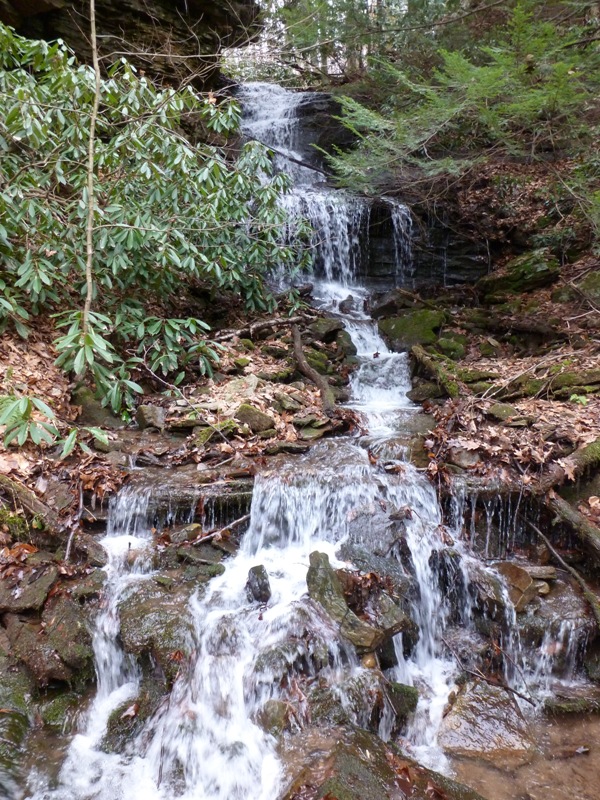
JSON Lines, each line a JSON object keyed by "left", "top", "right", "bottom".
{"left": 26, "top": 81, "right": 593, "bottom": 800}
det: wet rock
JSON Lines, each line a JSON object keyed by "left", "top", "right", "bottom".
{"left": 169, "top": 522, "right": 202, "bottom": 545}
{"left": 246, "top": 565, "right": 271, "bottom": 603}
{"left": 465, "top": 561, "right": 506, "bottom": 618}
{"left": 476, "top": 248, "right": 560, "bottom": 302}
{"left": 281, "top": 727, "right": 487, "bottom": 800}
{"left": 37, "top": 690, "right": 82, "bottom": 732}
{"left": 4, "top": 614, "right": 71, "bottom": 686}
{"left": 0, "top": 564, "right": 59, "bottom": 613}
{"left": 525, "top": 565, "right": 557, "bottom": 581}
{"left": 439, "top": 680, "right": 536, "bottom": 767}
{"left": 119, "top": 580, "right": 196, "bottom": 683}
{"left": 298, "top": 425, "right": 329, "bottom": 441}
{"left": 308, "top": 317, "right": 344, "bottom": 342}
{"left": 378, "top": 309, "right": 445, "bottom": 351}
{"left": 544, "top": 685, "right": 600, "bottom": 715}
{"left": 136, "top": 404, "right": 166, "bottom": 431}
{"left": 516, "top": 576, "right": 596, "bottom": 669}
{"left": 366, "top": 591, "right": 417, "bottom": 643}
{"left": 265, "top": 442, "right": 310, "bottom": 455}
{"left": 176, "top": 543, "right": 223, "bottom": 566}
{"left": 306, "top": 552, "right": 383, "bottom": 653}
{"left": 254, "top": 698, "right": 291, "bottom": 736}
{"left": 337, "top": 544, "right": 414, "bottom": 600}
{"left": 494, "top": 561, "right": 537, "bottom": 612}
{"left": 102, "top": 675, "right": 166, "bottom": 754}
{"left": 308, "top": 671, "right": 386, "bottom": 732}
{"left": 235, "top": 403, "right": 276, "bottom": 433}
{"left": 194, "top": 418, "right": 237, "bottom": 445}
{"left": 71, "top": 532, "right": 108, "bottom": 567}
{"left": 42, "top": 595, "right": 94, "bottom": 679}
{"left": 386, "top": 681, "right": 419, "bottom": 721}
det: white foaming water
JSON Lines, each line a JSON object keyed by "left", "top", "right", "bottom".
{"left": 27, "top": 81, "right": 583, "bottom": 799}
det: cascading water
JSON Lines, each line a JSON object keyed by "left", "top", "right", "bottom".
{"left": 26, "top": 81, "right": 593, "bottom": 800}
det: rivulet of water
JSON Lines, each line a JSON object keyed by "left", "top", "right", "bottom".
{"left": 25, "top": 81, "right": 592, "bottom": 800}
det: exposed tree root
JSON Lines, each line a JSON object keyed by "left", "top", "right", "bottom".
{"left": 292, "top": 324, "right": 337, "bottom": 416}
{"left": 547, "top": 493, "right": 600, "bottom": 561}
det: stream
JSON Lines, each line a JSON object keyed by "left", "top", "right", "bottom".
{"left": 24, "top": 82, "right": 600, "bottom": 800}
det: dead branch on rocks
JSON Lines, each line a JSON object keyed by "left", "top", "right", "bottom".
{"left": 291, "top": 325, "right": 336, "bottom": 416}
{"left": 547, "top": 493, "right": 600, "bottom": 561}
{"left": 215, "top": 315, "right": 315, "bottom": 343}
{"left": 192, "top": 513, "right": 251, "bottom": 544}
{"left": 527, "top": 520, "right": 600, "bottom": 629}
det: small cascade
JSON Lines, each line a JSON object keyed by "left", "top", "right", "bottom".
{"left": 26, "top": 80, "right": 597, "bottom": 800}
{"left": 28, "top": 488, "right": 155, "bottom": 798}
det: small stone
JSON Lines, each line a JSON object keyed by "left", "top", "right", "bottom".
{"left": 494, "top": 561, "right": 537, "bottom": 612}
{"left": 299, "top": 426, "right": 327, "bottom": 441}
{"left": 234, "top": 357, "right": 250, "bottom": 369}
{"left": 274, "top": 392, "right": 302, "bottom": 412}
{"left": 235, "top": 403, "right": 276, "bottom": 433}
{"left": 487, "top": 403, "right": 519, "bottom": 422}
{"left": 136, "top": 405, "right": 166, "bottom": 431}
{"left": 169, "top": 523, "right": 202, "bottom": 545}
{"left": 246, "top": 565, "right": 271, "bottom": 603}
{"left": 534, "top": 580, "right": 551, "bottom": 596}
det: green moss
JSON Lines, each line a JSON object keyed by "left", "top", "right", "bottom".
{"left": 238, "top": 338, "right": 255, "bottom": 351}
{"left": 0, "top": 506, "right": 29, "bottom": 541}
{"left": 194, "top": 419, "right": 237, "bottom": 446}
{"left": 305, "top": 348, "right": 331, "bottom": 374}
{"left": 477, "top": 249, "right": 560, "bottom": 303}
{"left": 378, "top": 309, "right": 445, "bottom": 350}
{"left": 233, "top": 357, "right": 250, "bottom": 369}
{"left": 387, "top": 682, "right": 419, "bottom": 719}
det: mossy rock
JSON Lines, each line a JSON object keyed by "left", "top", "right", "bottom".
{"left": 194, "top": 419, "right": 238, "bottom": 446}
{"left": 234, "top": 403, "right": 276, "bottom": 433}
{"left": 378, "top": 309, "right": 445, "bottom": 351}
{"left": 37, "top": 690, "right": 82, "bottom": 732}
{"left": 309, "top": 317, "right": 344, "bottom": 342}
{"left": 233, "top": 357, "right": 250, "bottom": 369}
{"left": 387, "top": 682, "right": 419, "bottom": 721}
{"left": 437, "top": 336, "right": 466, "bottom": 360}
{"left": 0, "top": 507, "right": 29, "bottom": 541}
{"left": 407, "top": 381, "right": 445, "bottom": 403}
{"left": 577, "top": 271, "right": 600, "bottom": 303}
{"left": 477, "top": 249, "right": 560, "bottom": 302}
{"left": 336, "top": 329, "right": 358, "bottom": 357}
{"left": 72, "top": 386, "right": 123, "bottom": 429}
{"left": 305, "top": 347, "right": 331, "bottom": 374}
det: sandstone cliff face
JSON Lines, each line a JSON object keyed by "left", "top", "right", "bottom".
{"left": 0, "top": 0, "right": 259, "bottom": 85}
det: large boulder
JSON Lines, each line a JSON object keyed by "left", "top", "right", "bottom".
{"left": 378, "top": 309, "right": 445, "bottom": 351}
{"left": 476, "top": 249, "right": 560, "bottom": 302}
{"left": 281, "top": 727, "right": 487, "bottom": 800}
{"left": 439, "top": 680, "right": 536, "bottom": 768}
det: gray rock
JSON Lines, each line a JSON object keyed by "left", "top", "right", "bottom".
{"left": 308, "top": 317, "right": 344, "bottom": 342}
{"left": 246, "top": 565, "right": 271, "bottom": 603}
{"left": 136, "top": 404, "right": 166, "bottom": 431}
{"left": 0, "top": 564, "right": 59, "bottom": 614}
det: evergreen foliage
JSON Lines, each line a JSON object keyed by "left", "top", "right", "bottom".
{"left": 327, "top": 3, "right": 600, "bottom": 247}
{"left": 0, "top": 24, "right": 306, "bottom": 412}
